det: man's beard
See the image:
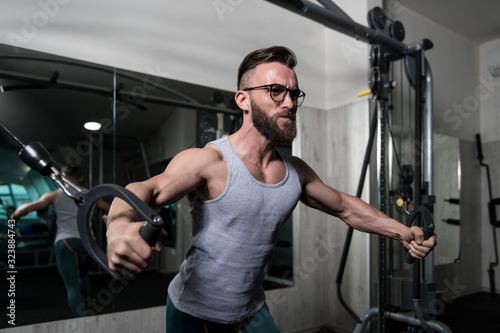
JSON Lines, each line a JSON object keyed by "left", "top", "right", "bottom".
{"left": 251, "top": 100, "right": 297, "bottom": 146}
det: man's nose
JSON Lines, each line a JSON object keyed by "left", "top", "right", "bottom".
{"left": 281, "top": 91, "right": 295, "bottom": 108}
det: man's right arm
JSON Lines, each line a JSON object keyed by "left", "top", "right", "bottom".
{"left": 106, "top": 146, "right": 221, "bottom": 277}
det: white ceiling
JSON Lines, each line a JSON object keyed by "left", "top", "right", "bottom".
{"left": 399, "top": 0, "right": 500, "bottom": 44}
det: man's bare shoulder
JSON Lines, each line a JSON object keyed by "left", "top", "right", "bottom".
{"left": 287, "top": 155, "right": 309, "bottom": 173}
{"left": 287, "top": 156, "right": 320, "bottom": 186}
{"left": 203, "top": 142, "right": 225, "bottom": 160}
{"left": 165, "top": 144, "right": 224, "bottom": 174}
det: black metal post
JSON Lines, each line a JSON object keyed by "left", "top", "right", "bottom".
{"left": 413, "top": 49, "right": 424, "bottom": 300}
{"left": 335, "top": 107, "right": 378, "bottom": 324}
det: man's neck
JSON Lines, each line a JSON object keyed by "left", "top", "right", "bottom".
{"left": 228, "top": 129, "right": 278, "bottom": 167}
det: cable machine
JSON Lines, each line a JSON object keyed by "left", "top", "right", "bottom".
{"left": 476, "top": 134, "right": 500, "bottom": 297}
{"left": 265, "top": 1, "right": 450, "bottom": 332}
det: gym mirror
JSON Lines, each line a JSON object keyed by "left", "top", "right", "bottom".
{"left": 0, "top": 44, "right": 294, "bottom": 327}
{"left": 433, "top": 134, "right": 461, "bottom": 264}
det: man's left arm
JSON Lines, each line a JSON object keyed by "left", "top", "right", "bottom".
{"left": 289, "top": 156, "right": 436, "bottom": 259}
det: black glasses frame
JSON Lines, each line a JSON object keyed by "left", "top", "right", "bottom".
{"left": 242, "top": 84, "right": 306, "bottom": 107}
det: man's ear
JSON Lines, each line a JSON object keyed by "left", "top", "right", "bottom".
{"left": 235, "top": 91, "right": 250, "bottom": 113}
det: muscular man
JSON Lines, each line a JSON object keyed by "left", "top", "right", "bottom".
{"left": 106, "top": 46, "right": 437, "bottom": 332}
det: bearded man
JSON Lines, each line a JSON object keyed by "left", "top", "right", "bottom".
{"left": 106, "top": 46, "right": 437, "bottom": 333}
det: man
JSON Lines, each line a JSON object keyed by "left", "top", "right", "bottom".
{"left": 11, "top": 165, "right": 109, "bottom": 317}
{"left": 106, "top": 46, "right": 437, "bottom": 332}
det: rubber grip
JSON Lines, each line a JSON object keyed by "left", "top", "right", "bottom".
{"left": 403, "top": 206, "right": 435, "bottom": 264}
{"left": 140, "top": 219, "right": 163, "bottom": 246}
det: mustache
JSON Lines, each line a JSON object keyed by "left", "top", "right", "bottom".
{"left": 275, "top": 111, "right": 296, "bottom": 120}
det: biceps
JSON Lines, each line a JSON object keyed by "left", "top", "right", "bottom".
{"left": 148, "top": 171, "right": 203, "bottom": 207}
{"left": 302, "top": 181, "right": 345, "bottom": 216}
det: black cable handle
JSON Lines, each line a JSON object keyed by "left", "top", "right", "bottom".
{"left": 76, "top": 184, "right": 163, "bottom": 281}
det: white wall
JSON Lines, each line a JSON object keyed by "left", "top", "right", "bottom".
{"left": 479, "top": 39, "right": 500, "bottom": 293}
{"left": 324, "top": 0, "right": 374, "bottom": 109}
{"left": 479, "top": 39, "right": 500, "bottom": 143}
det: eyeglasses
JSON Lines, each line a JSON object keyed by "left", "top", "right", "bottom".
{"left": 242, "top": 84, "right": 306, "bottom": 107}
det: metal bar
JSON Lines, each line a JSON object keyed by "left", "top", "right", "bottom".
{"left": 354, "top": 308, "right": 452, "bottom": 333}
{"left": 377, "top": 99, "right": 388, "bottom": 333}
{"left": 98, "top": 137, "right": 103, "bottom": 185}
{"left": 423, "top": 63, "right": 435, "bottom": 283}
{"left": 423, "top": 65, "right": 434, "bottom": 199}
{"left": 264, "top": 0, "right": 406, "bottom": 56}
{"left": 413, "top": 49, "right": 423, "bottom": 299}
{"left": 317, "top": 0, "right": 355, "bottom": 23}
{"left": 0, "top": 54, "right": 198, "bottom": 103}
{"left": 89, "top": 136, "right": 93, "bottom": 188}
{"left": 386, "top": 311, "right": 452, "bottom": 332}
{"left": 0, "top": 69, "right": 241, "bottom": 116}
{"left": 353, "top": 307, "right": 378, "bottom": 333}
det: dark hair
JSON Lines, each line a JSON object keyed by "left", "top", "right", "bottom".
{"left": 237, "top": 46, "right": 297, "bottom": 90}
{"left": 61, "top": 164, "right": 83, "bottom": 180}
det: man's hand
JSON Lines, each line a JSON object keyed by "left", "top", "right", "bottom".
{"left": 106, "top": 218, "right": 168, "bottom": 278}
{"left": 402, "top": 226, "right": 437, "bottom": 260}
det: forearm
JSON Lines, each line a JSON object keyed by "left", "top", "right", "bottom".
{"left": 107, "top": 181, "right": 156, "bottom": 224}
{"left": 106, "top": 180, "right": 170, "bottom": 273}
{"left": 339, "top": 194, "right": 409, "bottom": 242}
{"left": 11, "top": 204, "right": 32, "bottom": 219}
{"left": 299, "top": 171, "right": 434, "bottom": 257}
{"left": 11, "top": 201, "right": 45, "bottom": 220}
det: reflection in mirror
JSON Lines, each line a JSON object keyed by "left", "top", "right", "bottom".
{"left": 433, "top": 135, "right": 461, "bottom": 264}
{"left": 0, "top": 44, "right": 300, "bottom": 328}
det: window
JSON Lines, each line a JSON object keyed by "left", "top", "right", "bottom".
{"left": 0, "top": 184, "right": 38, "bottom": 220}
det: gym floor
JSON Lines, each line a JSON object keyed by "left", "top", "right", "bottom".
{"left": 3, "top": 265, "right": 499, "bottom": 332}
{"left": 435, "top": 292, "right": 500, "bottom": 333}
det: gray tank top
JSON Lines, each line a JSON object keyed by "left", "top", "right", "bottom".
{"left": 168, "top": 136, "right": 302, "bottom": 324}
{"left": 53, "top": 186, "right": 83, "bottom": 244}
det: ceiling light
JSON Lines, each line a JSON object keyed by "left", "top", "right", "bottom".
{"left": 84, "top": 121, "right": 101, "bottom": 131}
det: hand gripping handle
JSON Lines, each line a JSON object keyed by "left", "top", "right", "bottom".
{"left": 403, "top": 206, "right": 435, "bottom": 264}
{"left": 76, "top": 184, "right": 164, "bottom": 281}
